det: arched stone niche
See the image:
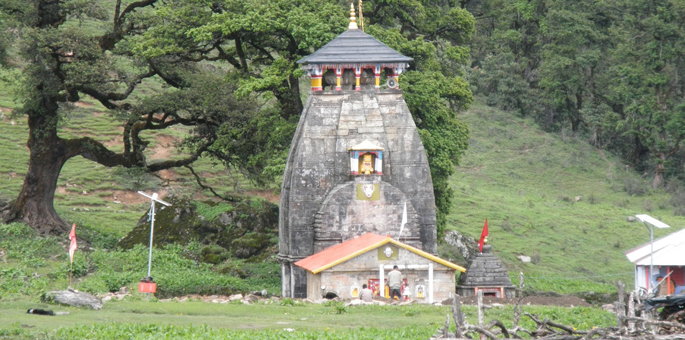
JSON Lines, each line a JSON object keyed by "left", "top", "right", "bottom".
{"left": 349, "top": 140, "right": 384, "bottom": 175}
{"left": 312, "top": 181, "right": 420, "bottom": 252}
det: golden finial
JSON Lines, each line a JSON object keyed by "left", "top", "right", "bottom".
{"left": 348, "top": 1, "right": 358, "bottom": 29}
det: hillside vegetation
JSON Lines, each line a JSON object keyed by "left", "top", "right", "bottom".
{"left": 446, "top": 101, "right": 685, "bottom": 294}
{"left": 3, "top": 92, "right": 684, "bottom": 297}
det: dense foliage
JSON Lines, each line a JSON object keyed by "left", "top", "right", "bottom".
{"left": 1, "top": 0, "right": 474, "bottom": 237}
{"left": 0, "top": 222, "right": 280, "bottom": 300}
{"left": 467, "top": 0, "right": 685, "bottom": 190}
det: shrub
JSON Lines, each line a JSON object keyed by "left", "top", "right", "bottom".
{"left": 624, "top": 177, "right": 648, "bottom": 196}
{"left": 531, "top": 250, "right": 541, "bottom": 264}
{"left": 279, "top": 297, "right": 298, "bottom": 306}
{"left": 587, "top": 193, "right": 598, "bottom": 204}
{"left": 642, "top": 199, "right": 653, "bottom": 212}
{"left": 195, "top": 202, "right": 234, "bottom": 221}
{"left": 328, "top": 301, "right": 347, "bottom": 314}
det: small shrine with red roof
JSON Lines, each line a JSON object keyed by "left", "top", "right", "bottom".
{"left": 294, "top": 233, "right": 465, "bottom": 302}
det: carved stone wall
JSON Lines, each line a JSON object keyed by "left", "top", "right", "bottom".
{"left": 279, "top": 89, "right": 437, "bottom": 298}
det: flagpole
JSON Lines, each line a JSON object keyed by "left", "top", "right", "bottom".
{"left": 68, "top": 223, "right": 77, "bottom": 289}
{"left": 398, "top": 201, "right": 407, "bottom": 240}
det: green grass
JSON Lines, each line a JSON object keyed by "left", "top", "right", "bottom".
{"left": 0, "top": 300, "right": 615, "bottom": 339}
{"left": 447, "top": 102, "right": 685, "bottom": 293}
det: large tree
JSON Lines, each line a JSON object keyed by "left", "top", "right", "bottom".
{"left": 2, "top": 0, "right": 475, "bottom": 238}
{"left": 608, "top": 0, "right": 685, "bottom": 188}
{"left": 0, "top": 0, "right": 282, "bottom": 234}
{"left": 122, "top": 0, "right": 476, "bottom": 237}
{"left": 538, "top": 0, "right": 612, "bottom": 134}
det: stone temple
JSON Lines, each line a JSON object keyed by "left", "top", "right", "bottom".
{"left": 455, "top": 244, "right": 516, "bottom": 298}
{"left": 278, "top": 4, "right": 439, "bottom": 298}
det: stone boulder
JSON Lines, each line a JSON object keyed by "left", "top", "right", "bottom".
{"left": 117, "top": 197, "right": 278, "bottom": 263}
{"left": 43, "top": 289, "right": 102, "bottom": 310}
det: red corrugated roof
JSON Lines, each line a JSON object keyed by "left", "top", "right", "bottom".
{"left": 294, "top": 233, "right": 466, "bottom": 273}
{"left": 295, "top": 233, "right": 389, "bottom": 273}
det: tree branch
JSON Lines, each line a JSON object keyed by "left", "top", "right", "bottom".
{"left": 118, "top": 0, "right": 157, "bottom": 27}
{"left": 77, "top": 70, "right": 155, "bottom": 109}
{"left": 184, "top": 165, "right": 237, "bottom": 201}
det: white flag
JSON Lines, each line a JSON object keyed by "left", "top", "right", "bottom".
{"left": 398, "top": 202, "right": 407, "bottom": 239}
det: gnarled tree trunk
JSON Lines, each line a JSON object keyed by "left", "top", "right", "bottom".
{"left": 2, "top": 101, "right": 71, "bottom": 235}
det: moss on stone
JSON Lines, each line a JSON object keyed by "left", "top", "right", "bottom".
{"left": 117, "top": 197, "right": 278, "bottom": 265}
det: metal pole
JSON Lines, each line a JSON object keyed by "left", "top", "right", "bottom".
{"left": 649, "top": 224, "right": 653, "bottom": 290}
{"left": 147, "top": 200, "right": 156, "bottom": 278}
{"left": 379, "top": 264, "right": 385, "bottom": 298}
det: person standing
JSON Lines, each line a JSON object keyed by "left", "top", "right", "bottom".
{"left": 360, "top": 284, "right": 373, "bottom": 302}
{"left": 656, "top": 276, "right": 675, "bottom": 296}
{"left": 388, "top": 265, "right": 402, "bottom": 300}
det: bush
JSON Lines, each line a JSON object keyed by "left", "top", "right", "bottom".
{"left": 624, "top": 177, "right": 648, "bottom": 196}
{"left": 642, "top": 199, "right": 653, "bottom": 212}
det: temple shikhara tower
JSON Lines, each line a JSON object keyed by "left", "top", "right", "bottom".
{"left": 279, "top": 3, "right": 439, "bottom": 298}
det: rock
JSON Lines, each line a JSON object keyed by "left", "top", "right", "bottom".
{"left": 518, "top": 255, "right": 531, "bottom": 263}
{"left": 228, "top": 294, "right": 243, "bottom": 301}
{"left": 627, "top": 216, "right": 637, "bottom": 222}
{"left": 43, "top": 290, "right": 102, "bottom": 310}
{"left": 251, "top": 289, "right": 269, "bottom": 297}
{"left": 346, "top": 299, "right": 363, "bottom": 306}
{"left": 231, "top": 233, "right": 274, "bottom": 259}
{"left": 117, "top": 197, "right": 279, "bottom": 265}
{"left": 243, "top": 294, "right": 260, "bottom": 302}
{"left": 575, "top": 196, "right": 582, "bottom": 202}
{"left": 443, "top": 231, "right": 478, "bottom": 263}
{"left": 602, "top": 303, "right": 615, "bottom": 312}
{"left": 176, "top": 297, "right": 189, "bottom": 303}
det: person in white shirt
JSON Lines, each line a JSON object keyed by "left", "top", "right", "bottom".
{"left": 388, "top": 265, "right": 402, "bottom": 300}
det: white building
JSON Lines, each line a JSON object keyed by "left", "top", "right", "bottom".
{"left": 624, "top": 228, "right": 685, "bottom": 295}
{"left": 294, "top": 233, "right": 465, "bottom": 303}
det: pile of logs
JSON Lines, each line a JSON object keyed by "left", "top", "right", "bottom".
{"left": 432, "top": 274, "right": 685, "bottom": 340}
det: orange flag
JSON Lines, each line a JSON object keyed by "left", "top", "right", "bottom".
{"left": 478, "top": 218, "right": 488, "bottom": 252}
{"left": 69, "top": 224, "right": 77, "bottom": 265}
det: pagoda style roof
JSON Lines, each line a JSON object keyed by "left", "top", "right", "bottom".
{"left": 295, "top": 233, "right": 465, "bottom": 274}
{"left": 297, "top": 29, "right": 413, "bottom": 67}
{"left": 457, "top": 245, "right": 515, "bottom": 288}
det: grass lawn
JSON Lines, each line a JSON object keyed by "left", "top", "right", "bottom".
{"left": 446, "top": 101, "right": 685, "bottom": 293}
{"left": 0, "top": 298, "right": 615, "bottom": 339}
